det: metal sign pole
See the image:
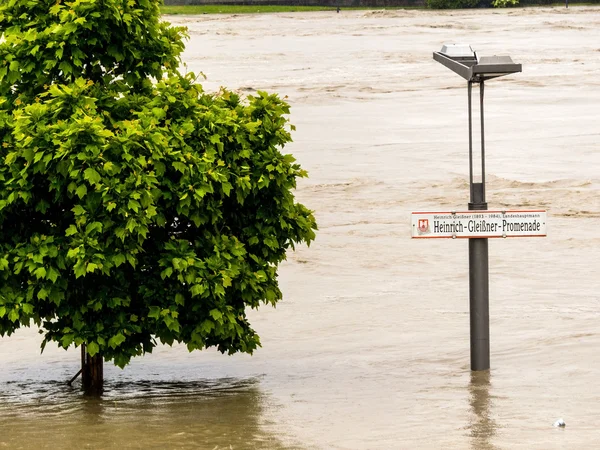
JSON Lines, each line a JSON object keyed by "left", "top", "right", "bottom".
{"left": 468, "top": 81, "right": 474, "bottom": 200}
{"left": 468, "top": 80, "right": 490, "bottom": 371}
{"left": 429, "top": 44, "right": 525, "bottom": 371}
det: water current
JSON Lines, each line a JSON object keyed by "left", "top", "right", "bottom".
{"left": 2, "top": 6, "right": 600, "bottom": 449}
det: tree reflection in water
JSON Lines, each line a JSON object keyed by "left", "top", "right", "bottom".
{"left": 0, "top": 378, "right": 299, "bottom": 449}
{"left": 468, "top": 370, "right": 498, "bottom": 450}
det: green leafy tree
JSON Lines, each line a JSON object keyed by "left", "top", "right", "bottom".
{"left": 0, "top": 0, "right": 316, "bottom": 378}
{"left": 426, "top": 0, "right": 479, "bottom": 8}
{"left": 491, "top": 0, "right": 518, "bottom": 7}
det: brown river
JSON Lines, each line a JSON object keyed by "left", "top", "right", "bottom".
{"left": 2, "top": 6, "right": 600, "bottom": 449}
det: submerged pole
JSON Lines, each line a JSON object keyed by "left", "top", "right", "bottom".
{"left": 469, "top": 233, "right": 490, "bottom": 370}
{"left": 468, "top": 80, "right": 490, "bottom": 371}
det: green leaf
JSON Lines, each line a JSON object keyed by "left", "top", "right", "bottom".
{"left": 47, "top": 267, "right": 60, "bottom": 283}
{"left": 75, "top": 184, "right": 87, "bottom": 199}
{"left": 8, "top": 309, "right": 19, "bottom": 323}
{"left": 172, "top": 162, "right": 186, "bottom": 173}
{"left": 174, "top": 293, "right": 185, "bottom": 305}
{"left": 190, "top": 284, "right": 205, "bottom": 297}
{"left": 85, "top": 222, "right": 103, "bottom": 234}
{"left": 222, "top": 182, "right": 233, "bottom": 196}
{"left": 112, "top": 253, "right": 126, "bottom": 267}
{"left": 108, "top": 333, "right": 126, "bottom": 349}
{"left": 87, "top": 341, "right": 100, "bottom": 357}
{"left": 74, "top": 260, "right": 86, "bottom": 278}
{"left": 165, "top": 317, "right": 180, "bottom": 333}
{"left": 84, "top": 168, "right": 101, "bottom": 185}
{"left": 209, "top": 309, "right": 223, "bottom": 322}
{"left": 126, "top": 253, "right": 136, "bottom": 268}
{"left": 148, "top": 306, "right": 160, "bottom": 319}
{"left": 61, "top": 334, "right": 74, "bottom": 347}
{"left": 126, "top": 219, "right": 136, "bottom": 232}
{"left": 201, "top": 320, "right": 214, "bottom": 334}
{"left": 58, "top": 61, "right": 72, "bottom": 75}
{"left": 66, "top": 225, "right": 78, "bottom": 236}
{"left": 128, "top": 199, "right": 140, "bottom": 212}
{"left": 152, "top": 107, "right": 166, "bottom": 119}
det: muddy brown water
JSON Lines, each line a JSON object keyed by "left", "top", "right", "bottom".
{"left": 2, "top": 7, "right": 600, "bottom": 449}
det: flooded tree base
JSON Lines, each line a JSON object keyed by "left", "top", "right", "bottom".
{"left": 81, "top": 346, "right": 104, "bottom": 396}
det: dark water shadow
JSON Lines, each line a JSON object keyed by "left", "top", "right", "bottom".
{"left": 468, "top": 371, "right": 499, "bottom": 450}
{"left": 0, "top": 378, "right": 301, "bottom": 449}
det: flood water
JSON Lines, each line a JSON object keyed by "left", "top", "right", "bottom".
{"left": 3, "top": 6, "right": 600, "bottom": 449}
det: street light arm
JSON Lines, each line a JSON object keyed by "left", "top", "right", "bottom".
{"left": 433, "top": 52, "right": 474, "bottom": 81}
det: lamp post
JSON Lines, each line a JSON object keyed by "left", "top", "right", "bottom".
{"left": 433, "top": 44, "right": 521, "bottom": 371}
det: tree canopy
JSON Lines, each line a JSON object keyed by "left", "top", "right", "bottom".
{"left": 0, "top": 0, "right": 316, "bottom": 368}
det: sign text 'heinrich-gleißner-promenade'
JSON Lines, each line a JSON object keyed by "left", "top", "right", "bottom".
{"left": 411, "top": 210, "right": 547, "bottom": 239}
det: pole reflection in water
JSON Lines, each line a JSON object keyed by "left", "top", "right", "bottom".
{"left": 0, "top": 378, "right": 298, "bottom": 450}
{"left": 468, "top": 371, "right": 498, "bottom": 450}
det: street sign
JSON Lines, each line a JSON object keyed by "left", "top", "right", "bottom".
{"left": 411, "top": 210, "right": 546, "bottom": 239}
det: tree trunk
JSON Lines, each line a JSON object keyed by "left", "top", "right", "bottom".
{"left": 81, "top": 344, "right": 104, "bottom": 395}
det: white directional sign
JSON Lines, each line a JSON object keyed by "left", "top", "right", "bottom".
{"left": 411, "top": 210, "right": 547, "bottom": 239}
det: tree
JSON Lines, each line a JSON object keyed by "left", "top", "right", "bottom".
{"left": 491, "top": 0, "right": 518, "bottom": 7}
{"left": 0, "top": 0, "right": 316, "bottom": 394}
{"left": 426, "top": 0, "right": 479, "bottom": 9}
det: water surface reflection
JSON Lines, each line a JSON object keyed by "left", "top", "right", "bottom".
{"left": 468, "top": 371, "right": 498, "bottom": 450}
{"left": 0, "top": 378, "right": 296, "bottom": 449}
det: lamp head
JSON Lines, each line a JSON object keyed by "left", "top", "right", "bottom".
{"left": 434, "top": 44, "right": 521, "bottom": 82}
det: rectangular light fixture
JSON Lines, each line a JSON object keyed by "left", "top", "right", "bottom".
{"left": 433, "top": 44, "right": 521, "bottom": 82}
